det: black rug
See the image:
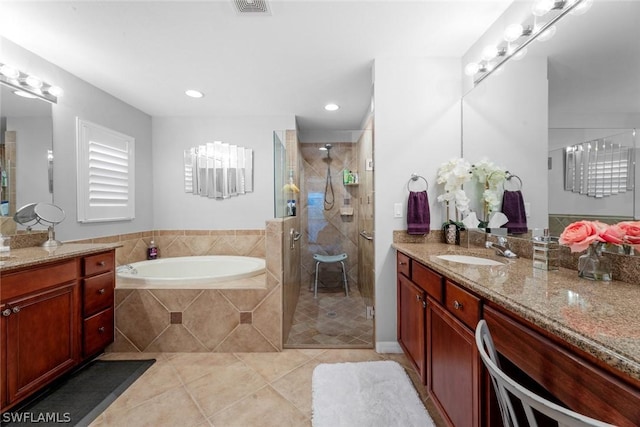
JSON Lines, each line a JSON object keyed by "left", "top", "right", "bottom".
{"left": 1, "top": 359, "right": 155, "bottom": 427}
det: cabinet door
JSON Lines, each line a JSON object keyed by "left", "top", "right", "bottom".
{"left": 5, "top": 282, "right": 79, "bottom": 405}
{"left": 427, "top": 298, "right": 480, "bottom": 427}
{"left": 397, "top": 274, "right": 426, "bottom": 383}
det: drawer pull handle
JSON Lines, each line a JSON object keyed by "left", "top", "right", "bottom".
{"left": 399, "top": 261, "right": 407, "bottom": 265}
{"left": 98, "top": 327, "right": 105, "bottom": 333}
{"left": 12, "top": 306, "right": 20, "bottom": 314}
{"left": 1, "top": 309, "right": 11, "bottom": 317}
{"left": 98, "top": 261, "right": 106, "bottom": 266}
{"left": 453, "top": 300, "right": 463, "bottom": 310}
{"left": 98, "top": 288, "right": 106, "bottom": 295}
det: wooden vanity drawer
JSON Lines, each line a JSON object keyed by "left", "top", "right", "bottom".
{"left": 83, "top": 252, "right": 114, "bottom": 277}
{"left": 445, "top": 280, "right": 480, "bottom": 330}
{"left": 0, "top": 260, "right": 77, "bottom": 301}
{"left": 412, "top": 262, "right": 443, "bottom": 302}
{"left": 397, "top": 252, "right": 411, "bottom": 277}
{"left": 83, "top": 307, "right": 114, "bottom": 357}
{"left": 83, "top": 273, "right": 114, "bottom": 317}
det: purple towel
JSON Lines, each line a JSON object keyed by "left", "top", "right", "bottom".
{"left": 407, "top": 191, "right": 430, "bottom": 235}
{"left": 502, "top": 190, "right": 528, "bottom": 234}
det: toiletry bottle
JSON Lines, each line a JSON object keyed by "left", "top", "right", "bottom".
{"left": 147, "top": 240, "right": 158, "bottom": 260}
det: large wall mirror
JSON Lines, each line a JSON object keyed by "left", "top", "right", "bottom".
{"left": 462, "top": 1, "right": 639, "bottom": 238}
{"left": 0, "top": 83, "right": 54, "bottom": 236}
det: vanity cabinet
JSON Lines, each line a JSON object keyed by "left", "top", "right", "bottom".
{"left": 81, "top": 252, "right": 115, "bottom": 358}
{"left": 396, "top": 249, "right": 640, "bottom": 427}
{"left": 396, "top": 252, "right": 444, "bottom": 384}
{"left": 0, "top": 260, "right": 80, "bottom": 408}
{"left": 0, "top": 249, "right": 115, "bottom": 412}
{"left": 427, "top": 281, "right": 481, "bottom": 427}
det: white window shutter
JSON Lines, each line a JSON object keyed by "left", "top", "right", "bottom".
{"left": 77, "top": 118, "right": 135, "bottom": 222}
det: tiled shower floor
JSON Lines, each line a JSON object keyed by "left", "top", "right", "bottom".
{"left": 285, "top": 284, "right": 373, "bottom": 347}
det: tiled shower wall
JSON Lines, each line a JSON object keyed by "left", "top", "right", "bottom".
{"left": 75, "top": 228, "right": 283, "bottom": 353}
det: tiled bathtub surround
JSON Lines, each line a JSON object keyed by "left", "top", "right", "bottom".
{"left": 112, "top": 275, "right": 281, "bottom": 353}
{"left": 74, "top": 229, "right": 282, "bottom": 353}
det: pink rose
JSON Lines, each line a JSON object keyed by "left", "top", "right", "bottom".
{"left": 559, "top": 220, "right": 604, "bottom": 252}
{"left": 619, "top": 221, "right": 640, "bottom": 248}
{"left": 600, "top": 223, "right": 625, "bottom": 245}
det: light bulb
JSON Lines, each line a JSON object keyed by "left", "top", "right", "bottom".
{"left": 503, "top": 24, "right": 524, "bottom": 42}
{"left": 464, "top": 63, "right": 480, "bottom": 76}
{"left": 25, "top": 75, "right": 43, "bottom": 89}
{"left": 0, "top": 64, "right": 20, "bottom": 79}
{"left": 532, "top": 0, "right": 554, "bottom": 16}
{"left": 324, "top": 103, "right": 339, "bottom": 111}
{"left": 570, "top": 0, "right": 593, "bottom": 15}
{"left": 481, "top": 45, "right": 498, "bottom": 61}
{"left": 46, "top": 86, "right": 64, "bottom": 97}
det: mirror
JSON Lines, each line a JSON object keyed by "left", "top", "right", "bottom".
{"left": 462, "top": 1, "right": 640, "bottom": 237}
{"left": 0, "top": 83, "right": 54, "bottom": 236}
{"left": 14, "top": 202, "right": 65, "bottom": 247}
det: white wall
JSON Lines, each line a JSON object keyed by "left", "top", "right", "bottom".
{"left": 2, "top": 37, "right": 154, "bottom": 241}
{"left": 152, "top": 116, "right": 295, "bottom": 230}
{"left": 373, "top": 57, "right": 462, "bottom": 350}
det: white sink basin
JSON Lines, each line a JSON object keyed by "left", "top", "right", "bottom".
{"left": 436, "top": 254, "right": 504, "bottom": 266}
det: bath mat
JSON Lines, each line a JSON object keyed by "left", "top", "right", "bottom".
{"left": 2, "top": 359, "right": 155, "bottom": 427}
{"left": 311, "top": 360, "right": 435, "bottom": 427}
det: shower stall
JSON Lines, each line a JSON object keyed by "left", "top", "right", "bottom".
{"left": 274, "top": 126, "right": 375, "bottom": 348}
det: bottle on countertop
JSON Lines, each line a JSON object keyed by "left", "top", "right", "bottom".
{"left": 147, "top": 240, "right": 158, "bottom": 260}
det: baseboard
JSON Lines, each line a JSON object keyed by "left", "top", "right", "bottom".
{"left": 376, "top": 341, "right": 403, "bottom": 353}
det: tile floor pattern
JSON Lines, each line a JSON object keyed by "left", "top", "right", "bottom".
{"left": 285, "top": 285, "right": 373, "bottom": 347}
{"left": 90, "top": 349, "right": 446, "bottom": 427}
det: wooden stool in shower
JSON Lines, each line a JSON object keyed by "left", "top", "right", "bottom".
{"left": 313, "top": 253, "right": 349, "bottom": 298}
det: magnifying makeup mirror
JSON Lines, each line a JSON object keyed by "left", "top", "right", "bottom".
{"left": 14, "top": 202, "right": 65, "bottom": 247}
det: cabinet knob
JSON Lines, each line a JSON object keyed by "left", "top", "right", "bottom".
{"left": 98, "top": 261, "right": 106, "bottom": 266}
{"left": 1, "top": 309, "right": 11, "bottom": 317}
{"left": 12, "top": 306, "right": 20, "bottom": 314}
{"left": 98, "top": 288, "right": 106, "bottom": 295}
{"left": 453, "top": 300, "right": 463, "bottom": 310}
{"left": 399, "top": 261, "right": 406, "bottom": 265}
{"left": 98, "top": 327, "right": 105, "bottom": 333}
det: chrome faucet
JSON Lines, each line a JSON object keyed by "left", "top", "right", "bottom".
{"left": 486, "top": 236, "right": 518, "bottom": 258}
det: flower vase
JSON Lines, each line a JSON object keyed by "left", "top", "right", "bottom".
{"left": 578, "top": 242, "right": 612, "bottom": 281}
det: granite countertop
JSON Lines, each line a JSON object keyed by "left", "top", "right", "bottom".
{"left": 392, "top": 242, "right": 640, "bottom": 384}
{"left": 0, "top": 243, "right": 121, "bottom": 273}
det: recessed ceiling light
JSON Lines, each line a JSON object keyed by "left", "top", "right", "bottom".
{"left": 185, "top": 90, "right": 204, "bottom": 98}
{"left": 324, "top": 103, "right": 339, "bottom": 111}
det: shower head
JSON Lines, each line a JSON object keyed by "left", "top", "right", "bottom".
{"left": 319, "top": 143, "right": 332, "bottom": 151}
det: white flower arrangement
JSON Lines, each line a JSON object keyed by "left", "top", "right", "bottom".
{"left": 472, "top": 158, "right": 506, "bottom": 217}
{"left": 436, "top": 158, "right": 472, "bottom": 217}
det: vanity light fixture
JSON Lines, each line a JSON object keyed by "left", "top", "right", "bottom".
{"left": 465, "top": 0, "right": 588, "bottom": 86}
{"left": 324, "top": 103, "right": 340, "bottom": 111}
{"left": 185, "top": 89, "right": 204, "bottom": 98}
{"left": 0, "top": 62, "right": 62, "bottom": 103}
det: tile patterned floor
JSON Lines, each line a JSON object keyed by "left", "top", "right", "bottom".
{"left": 286, "top": 285, "right": 374, "bottom": 347}
{"left": 90, "top": 349, "right": 446, "bottom": 427}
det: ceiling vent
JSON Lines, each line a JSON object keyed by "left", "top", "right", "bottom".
{"left": 232, "top": 0, "right": 271, "bottom": 15}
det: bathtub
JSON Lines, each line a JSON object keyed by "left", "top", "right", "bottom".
{"left": 116, "top": 255, "right": 266, "bottom": 289}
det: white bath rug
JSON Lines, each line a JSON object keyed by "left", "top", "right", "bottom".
{"left": 311, "top": 360, "right": 435, "bottom": 427}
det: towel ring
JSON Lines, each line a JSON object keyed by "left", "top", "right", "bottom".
{"left": 504, "top": 172, "right": 522, "bottom": 190}
{"left": 408, "top": 173, "right": 428, "bottom": 192}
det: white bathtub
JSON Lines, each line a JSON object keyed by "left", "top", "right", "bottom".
{"left": 116, "top": 255, "right": 266, "bottom": 289}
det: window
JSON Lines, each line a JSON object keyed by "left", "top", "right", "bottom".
{"left": 76, "top": 118, "right": 135, "bottom": 222}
